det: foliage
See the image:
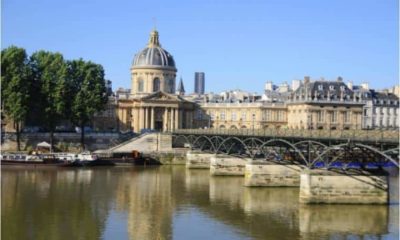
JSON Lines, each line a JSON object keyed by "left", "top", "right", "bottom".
{"left": 1, "top": 46, "right": 31, "bottom": 150}
{"left": 67, "top": 59, "right": 108, "bottom": 148}
{"left": 2, "top": 47, "right": 108, "bottom": 150}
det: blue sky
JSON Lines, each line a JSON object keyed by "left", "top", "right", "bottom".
{"left": 2, "top": 0, "right": 398, "bottom": 93}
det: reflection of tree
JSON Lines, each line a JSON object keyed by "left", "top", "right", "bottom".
{"left": 1, "top": 168, "right": 115, "bottom": 240}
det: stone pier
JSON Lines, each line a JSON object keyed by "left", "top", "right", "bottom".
{"left": 299, "top": 169, "right": 389, "bottom": 204}
{"left": 186, "top": 151, "right": 214, "bottom": 169}
{"left": 210, "top": 155, "right": 248, "bottom": 176}
{"left": 244, "top": 160, "right": 303, "bottom": 187}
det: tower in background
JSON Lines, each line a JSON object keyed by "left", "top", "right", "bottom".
{"left": 194, "top": 72, "right": 205, "bottom": 95}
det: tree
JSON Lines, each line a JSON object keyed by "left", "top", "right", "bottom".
{"left": 1, "top": 46, "right": 31, "bottom": 151}
{"left": 30, "top": 51, "right": 68, "bottom": 150}
{"left": 67, "top": 59, "right": 107, "bottom": 149}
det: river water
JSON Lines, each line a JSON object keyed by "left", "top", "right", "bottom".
{"left": 1, "top": 166, "right": 399, "bottom": 240}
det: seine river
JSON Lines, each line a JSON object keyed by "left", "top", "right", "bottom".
{"left": 2, "top": 166, "right": 398, "bottom": 240}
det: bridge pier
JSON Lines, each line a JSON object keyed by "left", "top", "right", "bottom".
{"left": 186, "top": 150, "right": 214, "bottom": 169}
{"left": 244, "top": 160, "right": 302, "bottom": 187}
{"left": 299, "top": 169, "right": 389, "bottom": 204}
{"left": 210, "top": 155, "right": 248, "bottom": 176}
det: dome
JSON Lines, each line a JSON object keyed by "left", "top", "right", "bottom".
{"left": 132, "top": 30, "right": 176, "bottom": 69}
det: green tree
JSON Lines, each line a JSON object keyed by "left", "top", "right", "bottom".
{"left": 1, "top": 46, "right": 31, "bottom": 151}
{"left": 30, "top": 51, "right": 68, "bottom": 150}
{"left": 67, "top": 59, "right": 107, "bottom": 149}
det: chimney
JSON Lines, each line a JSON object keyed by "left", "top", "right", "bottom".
{"left": 361, "top": 82, "right": 369, "bottom": 90}
{"left": 304, "top": 76, "right": 310, "bottom": 84}
{"left": 265, "top": 81, "right": 273, "bottom": 91}
{"left": 347, "top": 81, "right": 353, "bottom": 90}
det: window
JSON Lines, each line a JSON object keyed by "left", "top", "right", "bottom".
{"left": 318, "top": 85, "right": 323, "bottom": 90}
{"left": 344, "top": 111, "right": 350, "bottom": 123}
{"left": 195, "top": 109, "right": 203, "bottom": 120}
{"left": 340, "top": 86, "right": 345, "bottom": 91}
{"left": 241, "top": 112, "right": 246, "bottom": 121}
{"left": 153, "top": 78, "right": 160, "bottom": 92}
{"left": 231, "top": 112, "right": 237, "bottom": 121}
{"left": 210, "top": 112, "right": 215, "bottom": 120}
{"left": 263, "top": 110, "right": 271, "bottom": 121}
{"left": 138, "top": 79, "right": 144, "bottom": 92}
{"left": 317, "top": 111, "right": 324, "bottom": 122}
{"left": 329, "top": 85, "right": 335, "bottom": 90}
{"left": 278, "top": 111, "right": 284, "bottom": 121}
{"left": 331, "top": 111, "right": 337, "bottom": 123}
{"left": 220, "top": 111, "right": 226, "bottom": 120}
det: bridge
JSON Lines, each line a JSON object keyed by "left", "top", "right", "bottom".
{"left": 172, "top": 128, "right": 399, "bottom": 204}
{"left": 172, "top": 128, "right": 399, "bottom": 169}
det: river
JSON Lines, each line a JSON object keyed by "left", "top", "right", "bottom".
{"left": 1, "top": 166, "right": 398, "bottom": 240}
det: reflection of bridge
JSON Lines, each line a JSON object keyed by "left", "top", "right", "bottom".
{"left": 172, "top": 129, "right": 399, "bottom": 169}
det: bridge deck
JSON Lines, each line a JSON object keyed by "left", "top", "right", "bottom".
{"left": 172, "top": 129, "right": 399, "bottom": 144}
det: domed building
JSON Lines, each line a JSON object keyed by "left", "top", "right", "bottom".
{"left": 117, "top": 29, "right": 195, "bottom": 133}
{"left": 131, "top": 30, "right": 177, "bottom": 96}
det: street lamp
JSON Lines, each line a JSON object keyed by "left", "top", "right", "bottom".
{"left": 252, "top": 113, "right": 255, "bottom": 134}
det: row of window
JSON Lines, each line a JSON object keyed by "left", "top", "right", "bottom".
{"left": 316, "top": 111, "right": 351, "bottom": 123}
{"left": 136, "top": 78, "right": 175, "bottom": 93}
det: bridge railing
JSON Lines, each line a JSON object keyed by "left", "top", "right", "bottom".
{"left": 172, "top": 128, "right": 399, "bottom": 143}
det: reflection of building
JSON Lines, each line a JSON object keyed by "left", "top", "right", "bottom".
{"left": 116, "top": 30, "right": 195, "bottom": 133}
{"left": 115, "top": 168, "right": 173, "bottom": 240}
{"left": 194, "top": 72, "right": 205, "bottom": 95}
{"left": 299, "top": 205, "right": 388, "bottom": 235}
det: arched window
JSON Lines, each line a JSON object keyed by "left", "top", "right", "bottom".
{"left": 138, "top": 79, "right": 144, "bottom": 92}
{"left": 153, "top": 78, "right": 160, "bottom": 92}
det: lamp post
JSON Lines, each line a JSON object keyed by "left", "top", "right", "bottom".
{"left": 252, "top": 113, "right": 255, "bottom": 134}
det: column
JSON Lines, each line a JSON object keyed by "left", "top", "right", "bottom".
{"left": 174, "top": 108, "right": 179, "bottom": 130}
{"left": 163, "top": 108, "right": 168, "bottom": 132}
{"left": 179, "top": 110, "right": 183, "bottom": 129}
{"left": 170, "top": 108, "right": 174, "bottom": 131}
{"left": 145, "top": 107, "right": 150, "bottom": 129}
{"left": 189, "top": 111, "right": 193, "bottom": 128}
{"left": 150, "top": 107, "right": 155, "bottom": 129}
{"left": 143, "top": 107, "right": 149, "bottom": 128}
{"left": 139, "top": 107, "right": 144, "bottom": 131}
{"left": 134, "top": 108, "right": 140, "bottom": 133}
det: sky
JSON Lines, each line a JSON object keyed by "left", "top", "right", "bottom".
{"left": 2, "top": 0, "right": 399, "bottom": 94}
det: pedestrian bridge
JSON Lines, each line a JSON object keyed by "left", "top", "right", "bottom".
{"left": 172, "top": 129, "right": 399, "bottom": 169}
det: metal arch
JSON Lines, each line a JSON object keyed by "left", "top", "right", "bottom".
{"left": 310, "top": 143, "right": 399, "bottom": 169}
{"left": 383, "top": 147, "right": 400, "bottom": 154}
{"left": 172, "top": 135, "right": 191, "bottom": 146}
{"left": 294, "top": 140, "right": 328, "bottom": 149}
{"left": 309, "top": 143, "right": 349, "bottom": 168}
{"left": 216, "top": 136, "right": 251, "bottom": 156}
{"left": 355, "top": 143, "right": 399, "bottom": 168}
{"left": 192, "top": 135, "right": 216, "bottom": 152}
{"left": 258, "top": 139, "right": 308, "bottom": 165}
{"left": 210, "top": 136, "right": 225, "bottom": 150}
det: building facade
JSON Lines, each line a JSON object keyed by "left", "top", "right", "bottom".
{"left": 116, "top": 30, "right": 195, "bottom": 133}
{"left": 194, "top": 72, "right": 205, "bottom": 95}
{"left": 287, "top": 77, "right": 364, "bottom": 130}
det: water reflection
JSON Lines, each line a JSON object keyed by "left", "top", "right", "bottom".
{"left": 299, "top": 205, "right": 388, "bottom": 235}
{"left": 1, "top": 168, "right": 111, "bottom": 240}
{"left": 114, "top": 167, "right": 173, "bottom": 240}
{"left": 1, "top": 166, "right": 398, "bottom": 240}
